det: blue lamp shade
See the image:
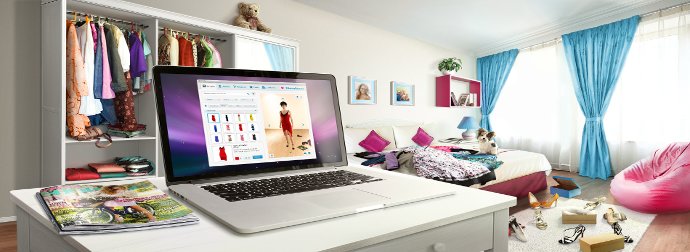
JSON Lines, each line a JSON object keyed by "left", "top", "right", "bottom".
{"left": 457, "top": 116, "right": 480, "bottom": 130}
{"left": 457, "top": 116, "right": 479, "bottom": 140}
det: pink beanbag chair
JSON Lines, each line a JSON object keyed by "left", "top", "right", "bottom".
{"left": 610, "top": 142, "right": 690, "bottom": 213}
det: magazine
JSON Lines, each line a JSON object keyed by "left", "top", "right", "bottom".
{"left": 37, "top": 180, "right": 199, "bottom": 234}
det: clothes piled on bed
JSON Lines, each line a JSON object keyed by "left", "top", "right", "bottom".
{"left": 452, "top": 153, "right": 504, "bottom": 171}
{"left": 355, "top": 147, "right": 497, "bottom": 187}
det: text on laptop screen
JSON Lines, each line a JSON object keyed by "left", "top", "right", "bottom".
{"left": 197, "top": 80, "right": 317, "bottom": 166}
{"left": 159, "top": 74, "right": 343, "bottom": 179}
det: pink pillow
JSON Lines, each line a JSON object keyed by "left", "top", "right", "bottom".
{"left": 359, "top": 130, "right": 391, "bottom": 152}
{"left": 411, "top": 127, "right": 434, "bottom": 146}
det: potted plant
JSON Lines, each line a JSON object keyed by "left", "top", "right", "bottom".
{"left": 438, "top": 57, "right": 463, "bottom": 75}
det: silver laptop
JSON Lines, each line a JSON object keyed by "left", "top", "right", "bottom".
{"left": 153, "top": 66, "right": 455, "bottom": 233}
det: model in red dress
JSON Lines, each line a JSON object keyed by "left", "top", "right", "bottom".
{"left": 279, "top": 101, "right": 295, "bottom": 150}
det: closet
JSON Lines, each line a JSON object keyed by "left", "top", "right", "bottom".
{"left": 41, "top": 0, "right": 299, "bottom": 186}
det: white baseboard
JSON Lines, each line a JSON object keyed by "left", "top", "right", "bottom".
{"left": 0, "top": 216, "right": 16, "bottom": 223}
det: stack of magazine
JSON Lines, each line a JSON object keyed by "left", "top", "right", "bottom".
{"left": 36, "top": 180, "right": 199, "bottom": 234}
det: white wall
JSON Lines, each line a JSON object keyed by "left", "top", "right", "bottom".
{"left": 128, "top": 0, "right": 480, "bottom": 136}
{"left": 0, "top": 0, "right": 41, "bottom": 219}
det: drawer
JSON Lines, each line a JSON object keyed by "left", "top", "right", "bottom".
{"left": 356, "top": 213, "right": 493, "bottom": 252}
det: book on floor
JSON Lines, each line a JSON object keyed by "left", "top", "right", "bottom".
{"left": 36, "top": 180, "right": 199, "bottom": 234}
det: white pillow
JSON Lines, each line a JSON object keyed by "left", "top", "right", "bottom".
{"left": 343, "top": 127, "right": 397, "bottom": 153}
{"left": 393, "top": 125, "right": 434, "bottom": 148}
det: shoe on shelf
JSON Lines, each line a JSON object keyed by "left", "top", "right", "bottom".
{"left": 558, "top": 224, "right": 586, "bottom": 244}
{"left": 509, "top": 216, "right": 528, "bottom": 242}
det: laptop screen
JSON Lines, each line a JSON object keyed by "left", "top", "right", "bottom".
{"left": 155, "top": 68, "right": 346, "bottom": 183}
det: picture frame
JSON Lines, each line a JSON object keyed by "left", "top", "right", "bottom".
{"left": 458, "top": 93, "right": 470, "bottom": 106}
{"left": 348, "top": 76, "right": 377, "bottom": 105}
{"left": 391, "top": 81, "right": 415, "bottom": 106}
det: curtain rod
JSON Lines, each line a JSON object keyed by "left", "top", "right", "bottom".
{"left": 67, "top": 11, "right": 149, "bottom": 29}
{"left": 159, "top": 27, "right": 227, "bottom": 42}
{"left": 519, "top": 1, "right": 690, "bottom": 52}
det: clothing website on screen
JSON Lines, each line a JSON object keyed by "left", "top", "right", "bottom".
{"left": 197, "top": 80, "right": 317, "bottom": 167}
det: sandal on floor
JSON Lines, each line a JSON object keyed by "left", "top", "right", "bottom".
{"left": 612, "top": 222, "right": 634, "bottom": 243}
{"left": 559, "top": 225, "right": 586, "bottom": 244}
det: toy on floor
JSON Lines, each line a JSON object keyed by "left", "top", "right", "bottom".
{"left": 610, "top": 142, "right": 690, "bottom": 213}
{"left": 477, "top": 128, "right": 498, "bottom": 155}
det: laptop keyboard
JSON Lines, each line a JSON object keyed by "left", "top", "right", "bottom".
{"left": 201, "top": 170, "right": 383, "bottom": 202}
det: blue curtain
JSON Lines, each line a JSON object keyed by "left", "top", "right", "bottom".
{"left": 264, "top": 43, "right": 295, "bottom": 71}
{"left": 562, "top": 16, "right": 640, "bottom": 180}
{"left": 477, "top": 49, "right": 519, "bottom": 131}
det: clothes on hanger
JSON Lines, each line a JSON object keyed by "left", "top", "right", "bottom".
{"left": 67, "top": 14, "right": 153, "bottom": 138}
{"left": 205, "top": 37, "right": 222, "bottom": 68}
{"left": 66, "top": 20, "right": 91, "bottom": 138}
{"left": 98, "top": 23, "right": 115, "bottom": 99}
{"left": 178, "top": 36, "right": 195, "bottom": 66}
{"left": 75, "top": 18, "right": 103, "bottom": 116}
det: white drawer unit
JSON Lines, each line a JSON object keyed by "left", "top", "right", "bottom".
{"left": 356, "top": 213, "right": 494, "bottom": 252}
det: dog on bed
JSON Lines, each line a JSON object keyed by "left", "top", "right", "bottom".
{"left": 477, "top": 128, "right": 498, "bottom": 155}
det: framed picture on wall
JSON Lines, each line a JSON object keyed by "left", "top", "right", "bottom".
{"left": 348, "top": 76, "right": 377, "bottom": 105}
{"left": 391, "top": 81, "right": 415, "bottom": 106}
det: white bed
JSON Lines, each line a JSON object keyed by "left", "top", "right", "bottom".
{"left": 343, "top": 123, "right": 552, "bottom": 195}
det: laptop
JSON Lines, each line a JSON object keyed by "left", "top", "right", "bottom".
{"left": 153, "top": 66, "right": 455, "bottom": 233}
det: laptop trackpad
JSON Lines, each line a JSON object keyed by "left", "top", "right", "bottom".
{"left": 305, "top": 189, "right": 387, "bottom": 209}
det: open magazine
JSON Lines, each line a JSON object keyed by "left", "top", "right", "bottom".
{"left": 37, "top": 180, "right": 199, "bottom": 234}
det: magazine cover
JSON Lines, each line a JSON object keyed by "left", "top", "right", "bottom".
{"left": 37, "top": 180, "right": 196, "bottom": 233}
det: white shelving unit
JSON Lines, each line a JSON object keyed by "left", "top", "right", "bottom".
{"left": 41, "top": 0, "right": 299, "bottom": 186}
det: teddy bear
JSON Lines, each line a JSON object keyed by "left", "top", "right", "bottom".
{"left": 233, "top": 2, "right": 272, "bottom": 33}
{"left": 477, "top": 128, "right": 498, "bottom": 155}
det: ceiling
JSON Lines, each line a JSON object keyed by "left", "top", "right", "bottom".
{"left": 296, "top": 0, "right": 685, "bottom": 56}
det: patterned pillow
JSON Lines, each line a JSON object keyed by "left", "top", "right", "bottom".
{"left": 411, "top": 127, "right": 434, "bottom": 146}
{"left": 359, "top": 130, "right": 391, "bottom": 152}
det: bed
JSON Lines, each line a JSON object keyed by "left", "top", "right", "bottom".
{"left": 344, "top": 123, "right": 552, "bottom": 198}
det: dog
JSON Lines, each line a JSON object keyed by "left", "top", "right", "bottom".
{"left": 477, "top": 128, "right": 498, "bottom": 155}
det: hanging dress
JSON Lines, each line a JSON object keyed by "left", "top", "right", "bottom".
{"left": 178, "top": 36, "right": 195, "bottom": 66}
{"left": 205, "top": 37, "right": 222, "bottom": 68}
{"left": 169, "top": 33, "right": 179, "bottom": 66}
{"left": 158, "top": 33, "right": 172, "bottom": 65}
{"left": 99, "top": 23, "right": 115, "bottom": 99}
{"left": 66, "top": 21, "right": 91, "bottom": 138}
{"left": 76, "top": 19, "right": 103, "bottom": 116}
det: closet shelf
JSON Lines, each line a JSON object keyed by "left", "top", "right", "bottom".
{"left": 65, "top": 134, "right": 157, "bottom": 144}
{"left": 65, "top": 175, "right": 157, "bottom": 185}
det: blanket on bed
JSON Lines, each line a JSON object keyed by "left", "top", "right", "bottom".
{"left": 356, "top": 147, "right": 496, "bottom": 186}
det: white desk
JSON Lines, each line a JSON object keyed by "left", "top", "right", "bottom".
{"left": 10, "top": 170, "right": 515, "bottom": 252}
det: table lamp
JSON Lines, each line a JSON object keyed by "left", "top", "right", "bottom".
{"left": 457, "top": 116, "right": 480, "bottom": 140}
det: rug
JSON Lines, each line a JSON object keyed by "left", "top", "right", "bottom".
{"left": 508, "top": 198, "right": 656, "bottom": 252}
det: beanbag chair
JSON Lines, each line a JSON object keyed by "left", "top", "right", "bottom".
{"left": 610, "top": 142, "right": 690, "bottom": 213}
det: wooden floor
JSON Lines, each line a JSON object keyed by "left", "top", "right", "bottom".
{"left": 0, "top": 222, "right": 17, "bottom": 252}
{"left": 0, "top": 171, "right": 687, "bottom": 251}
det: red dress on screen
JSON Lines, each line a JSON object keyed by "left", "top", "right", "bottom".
{"left": 219, "top": 147, "right": 227, "bottom": 161}
{"left": 280, "top": 110, "right": 293, "bottom": 135}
